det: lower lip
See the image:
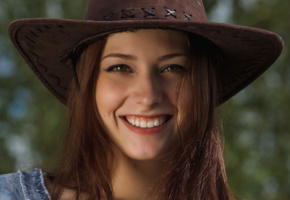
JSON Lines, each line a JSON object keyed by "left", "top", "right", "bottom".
{"left": 120, "top": 117, "right": 171, "bottom": 135}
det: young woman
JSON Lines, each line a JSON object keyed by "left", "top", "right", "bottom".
{"left": 0, "top": 0, "right": 283, "bottom": 199}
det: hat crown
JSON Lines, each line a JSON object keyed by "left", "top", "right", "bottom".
{"left": 85, "top": 0, "right": 207, "bottom": 22}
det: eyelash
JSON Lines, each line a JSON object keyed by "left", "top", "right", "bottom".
{"left": 105, "top": 64, "right": 187, "bottom": 73}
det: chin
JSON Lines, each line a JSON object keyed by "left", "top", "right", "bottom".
{"left": 127, "top": 152, "right": 161, "bottom": 161}
{"left": 123, "top": 144, "right": 170, "bottom": 161}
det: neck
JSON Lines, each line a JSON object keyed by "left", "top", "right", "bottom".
{"left": 110, "top": 147, "right": 170, "bottom": 200}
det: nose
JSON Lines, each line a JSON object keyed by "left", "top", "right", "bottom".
{"left": 132, "top": 72, "right": 164, "bottom": 107}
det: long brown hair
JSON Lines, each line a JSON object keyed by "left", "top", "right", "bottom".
{"left": 47, "top": 28, "right": 235, "bottom": 200}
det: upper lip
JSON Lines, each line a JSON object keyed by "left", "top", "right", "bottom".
{"left": 120, "top": 114, "right": 173, "bottom": 119}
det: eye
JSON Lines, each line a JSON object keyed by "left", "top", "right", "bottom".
{"left": 105, "top": 64, "right": 132, "bottom": 73}
{"left": 161, "top": 64, "right": 187, "bottom": 73}
{"left": 105, "top": 64, "right": 187, "bottom": 73}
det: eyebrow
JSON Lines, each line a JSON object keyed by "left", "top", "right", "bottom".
{"left": 101, "top": 52, "right": 188, "bottom": 62}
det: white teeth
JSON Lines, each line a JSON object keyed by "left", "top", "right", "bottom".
{"left": 140, "top": 121, "right": 147, "bottom": 128}
{"left": 147, "top": 121, "right": 154, "bottom": 128}
{"left": 125, "top": 116, "right": 168, "bottom": 128}
{"left": 136, "top": 119, "right": 140, "bottom": 127}
{"left": 153, "top": 120, "right": 159, "bottom": 127}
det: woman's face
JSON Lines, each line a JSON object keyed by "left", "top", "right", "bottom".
{"left": 95, "top": 29, "right": 191, "bottom": 161}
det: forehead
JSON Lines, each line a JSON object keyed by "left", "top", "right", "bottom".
{"left": 103, "top": 29, "right": 190, "bottom": 53}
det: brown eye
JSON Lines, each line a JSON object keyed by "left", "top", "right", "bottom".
{"left": 161, "top": 64, "right": 187, "bottom": 73}
{"left": 105, "top": 64, "right": 132, "bottom": 73}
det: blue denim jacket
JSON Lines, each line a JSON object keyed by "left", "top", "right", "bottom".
{"left": 0, "top": 168, "right": 51, "bottom": 200}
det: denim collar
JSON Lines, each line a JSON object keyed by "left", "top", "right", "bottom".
{"left": 18, "top": 168, "right": 51, "bottom": 200}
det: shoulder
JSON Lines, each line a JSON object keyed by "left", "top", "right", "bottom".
{"left": 0, "top": 168, "right": 51, "bottom": 200}
{"left": 0, "top": 171, "right": 25, "bottom": 200}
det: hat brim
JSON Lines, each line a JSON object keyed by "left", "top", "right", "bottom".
{"left": 8, "top": 18, "right": 283, "bottom": 105}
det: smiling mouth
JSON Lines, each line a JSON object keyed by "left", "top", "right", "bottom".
{"left": 119, "top": 115, "right": 173, "bottom": 135}
{"left": 123, "top": 115, "right": 172, "bottom": 128}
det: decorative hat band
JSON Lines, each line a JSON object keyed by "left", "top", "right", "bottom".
{"left": 99, "top": 7, "right": 205, "bottom": 21}
{"left": 85, "top": 0, "right": 207, "bottom": 22}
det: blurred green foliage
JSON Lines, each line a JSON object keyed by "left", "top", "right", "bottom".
{"left": 0, "top": 0, "right": 289, "bottom": 199}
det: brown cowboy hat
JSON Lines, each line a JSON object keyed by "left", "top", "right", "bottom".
{"left": 8, "top": 0, "right": 284, "bottom": 105}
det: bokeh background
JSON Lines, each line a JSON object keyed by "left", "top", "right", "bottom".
{"left": 0, "top": 0, "right": 289, "bottom": 199}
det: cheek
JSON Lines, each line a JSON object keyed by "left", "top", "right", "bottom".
{"left": 95, "top": 76, "right": 128, "bottom": 117}
{"left": 165, "top": 76, "right": 189, "bottom": 104}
